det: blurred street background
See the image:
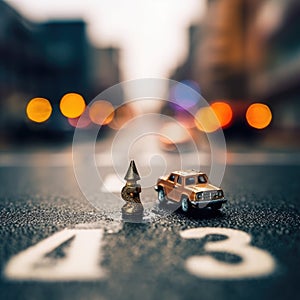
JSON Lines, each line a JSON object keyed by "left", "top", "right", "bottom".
{"left": 0, "top": 0, "right": 299, "bottom": 150}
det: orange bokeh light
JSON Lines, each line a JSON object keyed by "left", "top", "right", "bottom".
{"left": 68, "top": 108, "right": 91, "bottom": 128}
{"left": 194, "top": 107, "right": 220, "bottom": 133}
{"left": 89, "top": 100, "right": 114, "bottom": 125}
{"left": 246, "top": 103, "right": 272, "bottom": 129}
{"left": 60, "top": 93, "right": 86, "bottom": 118}
{"left": 108, "top": 104, "right": 136, "bottom": 130}
{"left": 211, "top": 101, "right": 233, "bottom": 128}
{"left": 26, "top": 97, "right": 52, "bottom": 123}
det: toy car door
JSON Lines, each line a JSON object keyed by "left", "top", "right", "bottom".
{"left": 164, "top": 173, "right": 177, "bottom": 200}
{"left": 172, "top": 175, "right": 184, "bottom": 202}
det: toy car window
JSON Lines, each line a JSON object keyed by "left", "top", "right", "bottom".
{"left": 198, "top": 175, "right": 207, "bottom": 183}
{"left": 168, "top": 174, "right": 176, "bottom": 182}
{"left": 177, "top": 176, "right": 182, "bottom": 185}
{"left": 185, "top": 176, "right": 195, "bottom": 185}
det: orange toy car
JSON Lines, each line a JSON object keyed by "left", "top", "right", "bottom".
{"left": 154, "top": 170, "right": 227, "bottom": 212}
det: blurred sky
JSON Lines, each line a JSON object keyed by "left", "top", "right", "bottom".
{"left": 7, "top": 0, "right": 205, "bottom": 80}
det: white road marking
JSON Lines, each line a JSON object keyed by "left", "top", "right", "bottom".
{"left": 180, "top": 227, "right": 276, "bottom": 279}
{"left": 96, "top": 153, "right": 116, "bottom": 167}
{"left": 101, "top": 173, "right": 124, "bottom": 193}
{"left": 4, "top": 228, "right": 106, "bottom": 281}
{"left": 4, "top": 225, "right": 277, "bottom": 282}
{"left": 75, "top": 222, "right": 122, "bottom": 234}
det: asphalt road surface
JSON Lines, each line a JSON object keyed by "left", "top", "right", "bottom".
{"left": 0, "top": 149, "right": 299, "bottom": 300}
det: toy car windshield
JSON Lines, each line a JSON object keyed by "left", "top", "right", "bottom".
{"left": 198, "top": 175, "right": 207, "bottom": 183}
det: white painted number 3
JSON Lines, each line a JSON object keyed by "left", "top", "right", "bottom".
{"left": 180, "top": 227, "right": 276, "bottom": 279}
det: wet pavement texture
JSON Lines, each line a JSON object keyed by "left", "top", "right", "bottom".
{"left": 0, "top": 162, "right": 299, "bottom": 300}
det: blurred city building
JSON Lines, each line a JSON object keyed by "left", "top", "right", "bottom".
{"left": 246, "top": 0, "right": 300, "bottom": 136}
{"left": 170, "top": 24, "right": 200, "bottom": 82}
{"left": 0, "top": 0, "right": 123, "bottom": 140}
{"left": 171, "top": 0, "right": 300, "bottom": 144}
{"left": 91, "top": 47, "right": 121, "bottom": 95}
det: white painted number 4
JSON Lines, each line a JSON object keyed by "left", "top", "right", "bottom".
{"left": 5, "top": 229, "right": 106, "bottom": 281}
{"left": 4, "top": 226, "right": 276, "bottom": 281}
{"left": 180, "top": 227, "right": 276, "bottom": 279}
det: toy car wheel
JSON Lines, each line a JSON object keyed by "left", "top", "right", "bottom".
{"left": 211, "top": 203, "right": 222, "bottom": 210}
{"left": 157, "top": 189, "right": 166, "bottom": 204}
{"left": 181, "top": 196, "right": 190, "bottom": 212}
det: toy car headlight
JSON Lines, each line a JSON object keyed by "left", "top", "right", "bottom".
{"left": 197, "top": 192, "right": 203, "bottom": 199}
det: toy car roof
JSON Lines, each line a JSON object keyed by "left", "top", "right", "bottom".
{"left": 171, "top": 170, "right": 206, "bottom": 177}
